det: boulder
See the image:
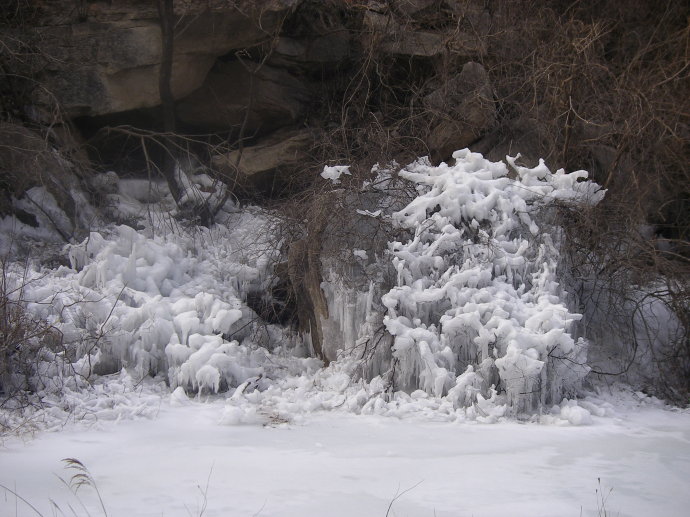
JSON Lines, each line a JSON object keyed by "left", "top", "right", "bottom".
{"left": 389, "top": 0, "right": 438, "bottom": 16}
{"left": 381, "top": 31, "right": 448, "bottom": 58}
{"left": 363, "top": 9, "right": 485, "bottom": 58}
{"left": 423, "top": 61, "right": 495, "bottom": 160}
{"left": 446, "top": 1, "right": 491, "bottom": 38}
{"left": 472, "top": 116, "right": 546, "bottom": 167}
{"left": 211, "top": 129, "right": 315, "bottom": 180}
{"left": 176, "top": 61, "right": 310, "bottom": 132}
{"left": 270, "top": 33, "right": 351, "bottom": 69}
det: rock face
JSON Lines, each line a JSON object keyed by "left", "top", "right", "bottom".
{"left": 389, "top": 0, "right": 438, "bottom": 16}
{"left": 176, "top": 61, "right": 310, "bottom": 132}
{"left": 363, "top": 2, "right": 487, "bottom": 58}
{"left": 270, "top": 33, "right": 351, "bottom": 69}
{"left": 25, "top": 0, "right": 302, "bottom": 117}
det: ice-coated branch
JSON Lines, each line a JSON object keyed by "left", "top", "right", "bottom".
{"left": 381, "top": 149, "right": 604, "bottom": 412}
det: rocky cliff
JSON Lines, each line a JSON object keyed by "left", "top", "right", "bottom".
{"left": 5, "top": 1, "right": 496, "bottom": 174}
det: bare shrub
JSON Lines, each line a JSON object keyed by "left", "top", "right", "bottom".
{"left": 559, "top": 199, "right": 690, "bottom": 402}
{"left": 0, "top": 257, "right": 63, "bottom": 414}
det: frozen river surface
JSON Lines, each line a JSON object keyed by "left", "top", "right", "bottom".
{"left": 2, "top": 393, "right": 689, "bottom": 517}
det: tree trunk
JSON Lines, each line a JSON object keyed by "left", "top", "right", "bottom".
{"left": 156, "top": 0, "right": 181, "bottom": 201}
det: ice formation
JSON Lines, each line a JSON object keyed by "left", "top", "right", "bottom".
{"left": 1, "top": 151, "right": 611, "bottom": 429}
{"left": 6, "top": 202, "right": 317, "bottom": 405}
{"left": 379, "top": 149, "right": 605, "bottom": 412}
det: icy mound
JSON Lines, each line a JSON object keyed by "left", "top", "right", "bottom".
{"left": 17, "top": 211, "right": 313, "bottom": 400}
{"left": 381, "top": 150, "right": 605, "bottom": 412}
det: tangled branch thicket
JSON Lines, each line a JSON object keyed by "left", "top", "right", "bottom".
{"left": 489, "top": 1, "right": 688, "bottom": 208}
{"left": 0, "top": 258, "right": 63, "bottom": 415}
{"left": 484, "top": 0, "right": 689, "bottom": 400}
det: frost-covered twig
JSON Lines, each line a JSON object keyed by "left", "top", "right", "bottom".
{"left": 385, "top": 480, "right": 423, "bottom": 517}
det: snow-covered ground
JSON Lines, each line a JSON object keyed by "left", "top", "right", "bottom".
{"left": 1, "top": 387, "right": 689, "bottom": 517}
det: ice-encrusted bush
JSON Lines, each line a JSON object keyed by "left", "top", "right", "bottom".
{"left": 66, "top": 222, "right": 290, "bottom": 393}
{"left": 0, "top": 262, "right": 66, "bottom": 404}
{"left": 2, "top": 203, "right": 305, "bottom": 401}
{"left": 381, "top": 150, "right": 605, "bottom": 412}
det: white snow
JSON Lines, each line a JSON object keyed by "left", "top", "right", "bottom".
{"left": 320, "top": 165, "right": 351, "bottom": 184}
{"left": 1, "top": 387, "right": 688, "bottom": 517}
